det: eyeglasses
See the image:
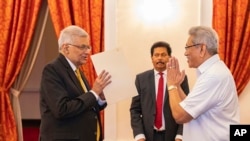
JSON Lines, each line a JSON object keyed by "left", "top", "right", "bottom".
{"left": 185, "top": 44, "right": 202, "bottom": 49}
{"left": 67, "top": 44, "right": 91, "bottom": 51}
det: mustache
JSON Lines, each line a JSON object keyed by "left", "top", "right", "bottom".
{"left": 156, "top": 62, "right": 165, "bottom": 65}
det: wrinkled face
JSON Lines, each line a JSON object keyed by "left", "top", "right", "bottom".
{"left": 151, "top": 47, "right": 170, "bottom": 72}
{"left": 184, "top": 36, "right": 203, "bottom": 68}
{"left": 61, "top": 36, "right": 91, "bottom": 67}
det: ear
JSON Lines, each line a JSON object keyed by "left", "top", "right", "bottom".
{"left": 62, "top": 44, "right": 69, "bottom": 54}
{"left": 199, "top": 44, "right": 206, "bottom": 57}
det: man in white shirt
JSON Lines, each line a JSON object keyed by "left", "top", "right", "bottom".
{"left": 166, "top": 26, "right": 240, "bottom": 141}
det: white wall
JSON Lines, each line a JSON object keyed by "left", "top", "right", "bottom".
{"left": 239, "top": 82, "right": 250, "bottom": 123}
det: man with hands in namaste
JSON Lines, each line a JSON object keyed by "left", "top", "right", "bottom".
{"left": 166, "top": 26, "right": 239, "bottom": 141}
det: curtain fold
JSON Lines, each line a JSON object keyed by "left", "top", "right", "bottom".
{"left": 10, "top": 4, "right": 48, "bottom": 141}
{"left": 0, "top": 0, "right": 42, "bottom": 140}
{"left": 47, "top": 0, "right": 105, "bottom": 136}
{"left": 213, "top": 0, "right": 250, "bottom": 95}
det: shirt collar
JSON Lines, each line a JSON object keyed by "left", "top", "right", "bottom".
{"left": 154, "top": 69, "right": 166, "bottom": 76}
{"left": 65, "top": 57, "right": 77, "bottom": 72}
{"left": 197, "top": 54, "right": 220, "bottom": 76}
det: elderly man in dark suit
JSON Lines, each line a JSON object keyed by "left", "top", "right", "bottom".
{"left": 130, "top": 41, "right": 189, "bottom": 141}
{"left": 39, "top": 25, "right": 111, "bottom": 141}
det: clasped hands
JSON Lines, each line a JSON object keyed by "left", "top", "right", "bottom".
{"left": 167, "top": 57, "right": 186, "bottom": 86}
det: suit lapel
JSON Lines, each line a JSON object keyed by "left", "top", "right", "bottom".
{"left": 58, "top": 54, "right": 85, "bottom": 94}
{"left": 151, "top": 70, "right": 168, "bottom": 106}
{"left": 164, "top": 87, "right": 169, "bottom": 106}
{"left": 149, "top": 70, "right": 156, "bottom": 102}
{"left": 69, "top": 69, "right": 84, "bottom": 93}
{"left": 163, "top": 75, "right": 169, "bottom": 109}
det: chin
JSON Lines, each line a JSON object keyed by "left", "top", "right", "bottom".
{"left": 82, "top": 59, "right": 88, "bottom": 63}
{"left": 187, "top": 63, "right": 192, "bottom": 68}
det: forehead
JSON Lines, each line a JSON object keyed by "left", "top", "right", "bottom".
{"left": 186, "top": 36, "right": 193, "bottom": 45}
{"left": 73, "top": 36, "right": 89, "bottom": 43}
{"left": 153, "top": 47, "right": 167, "bottom": 52}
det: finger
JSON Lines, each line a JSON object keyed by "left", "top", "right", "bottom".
{"left": 167, "top": 57, "right": 173, "bottom": 69}
{"left": 103, "top": 78, "right": 112, "bottom": 88}
{"left": 169, "top": 57, "right": 174, "bottom": 68}
{"left": 99, "top": 70, "right": 105, "bottom": 78}
{"left": 174, "top": 57, "right": 180, "bottom": 70}
{"left": 103, "top": 74, "right": 111, "bottom": 83}
{"left": 102, "top": 71, "right": 110, "bottom": 80}
{"left": 172, "top": 57, "right": 177, "bottom": 69}
{"left": 99, "top": 70, "right": 110, "bottom": 80}
{"left": 170, "top": 57, "right": 174, "bottom": 67}
{"left": 167, "top": 62, "right": 170, "bottom": 69}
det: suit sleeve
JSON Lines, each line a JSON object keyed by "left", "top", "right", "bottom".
{"left": 130, "top": 75, "right": 144, "bottom": 137}
{"left": 181, "top": 75, "right": 190, "bottom": 95}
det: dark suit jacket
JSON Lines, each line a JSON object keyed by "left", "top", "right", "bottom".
{"left": 130, "top": 69, "right": 189, "bottom": 141}
{"left": 39, "top": 53, "right": 106, "bottom": 141}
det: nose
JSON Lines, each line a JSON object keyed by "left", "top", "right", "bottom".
{"left": 184, "top": 50, "right": 188, "bottom": 56}
{"left": 85, "top": 49, "right": 91, "bottom": 54}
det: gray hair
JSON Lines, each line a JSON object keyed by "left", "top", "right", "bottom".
{"left": 58, "top": 25, "right": 89, "bottom": 50}
{"left": 188, "top": 26, "right": 219, "bottom": 55}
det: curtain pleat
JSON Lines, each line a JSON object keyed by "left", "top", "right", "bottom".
{"left": 213, "top": 0, "right": 250, "bottom": 95}
{"left": 0, "top": 0, "right": 42, "bottom": 140}
{"left": 11, "top": 3, "right": 48, "bottom": 141}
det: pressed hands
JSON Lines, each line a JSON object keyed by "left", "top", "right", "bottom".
{"left": 166, "top": 57, "right": 185, "bottom": 88}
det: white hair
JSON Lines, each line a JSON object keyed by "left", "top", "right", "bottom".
{"left": 189, "top": 26, "right": 219, "bottom": 55}
{"left": 58, "top": 25, "right": 89, "bottom": 50}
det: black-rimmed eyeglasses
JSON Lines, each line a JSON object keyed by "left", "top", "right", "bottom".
{"left": 67, "top": 44, "right": 91, "bottom": 51}
{"left": 185, "top": 44, "right": 202, "bottom": 49}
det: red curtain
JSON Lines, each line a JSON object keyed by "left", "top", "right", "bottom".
{"left": 47, "top": 0, "right": 105, "bottom": 135}
{"left": 0, "top": 0, "right": 42, "bottom": 140}
{"left": 213, "top": 0, "right": 250, "bottom": 95}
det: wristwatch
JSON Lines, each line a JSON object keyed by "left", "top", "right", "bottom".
{"left": 168, "top": 85, "right": 177, "bottom": 91}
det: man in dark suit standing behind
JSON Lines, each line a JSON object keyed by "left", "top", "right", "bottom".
{"left": 39, "top": 25, "right": 111, "bottom": 141}
{"left": 130, "top": 41, "right": 189, "bottom": 141}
